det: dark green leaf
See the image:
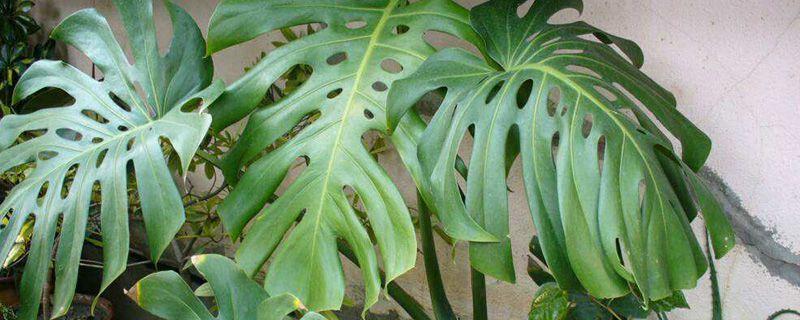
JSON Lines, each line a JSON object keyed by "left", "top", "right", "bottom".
{"left": 388, "top": 0, "right": 733, "bottom": 303}
{"left": 529, "top": 283, "right": 571, "bottom": 320}
{"left": 527, "top": 256, "right": 556, "bottom": 286}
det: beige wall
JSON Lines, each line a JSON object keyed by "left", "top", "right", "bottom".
{"left": 32, "top": 1, "right": 800, "bottom": 319}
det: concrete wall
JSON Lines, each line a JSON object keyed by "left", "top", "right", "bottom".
{"left": 30, "top": 0, "right": 800, "bottom": 319}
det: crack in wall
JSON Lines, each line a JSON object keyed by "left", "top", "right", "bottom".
{"left": 699, "top": 167, "right": 800, "bottom": 287}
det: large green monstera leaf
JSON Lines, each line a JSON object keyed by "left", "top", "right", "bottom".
{"left": 389, "top": 0, "right": 735, "bottom": 302}
{"left": 131, "top": 254, "right": 324, "bottom": 320}
{"left": 0, "top": 1, "right": 221, "bottom": 317}
{"left": 206, "top": 0, "right": 489, "bottom": 312}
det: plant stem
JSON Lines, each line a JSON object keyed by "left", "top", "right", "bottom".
{"left": 170, "top": 240, "right": 190, "bottom": 282}
{"left": 470, "top": 268, "right": 488, "bottom": 320}
{"left": 184, "top": 181, "right": 228, "bottom": 207}
{"left": 195, "top": 150, "right": 224, "bottom": 170}
{"left": 418, "top": 193, "right": 457, "bottom": 320}
{"left": 767, "top": 309, "right": 800, "bottom": 320}
{"left": 706, "top": 229, "right": 723, "bottom": 320}
{"left": 337, "top": 242, "right": 431, "bottom": 320}
{"left": 386, "top": 280, "right": 431, "bottom": 320}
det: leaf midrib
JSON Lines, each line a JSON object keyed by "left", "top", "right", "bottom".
{"left": 305, "top": 0, "right": 400, "bottom": 293}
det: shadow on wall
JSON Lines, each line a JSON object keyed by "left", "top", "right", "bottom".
{"left": 700, "top": 168, "right": 800, "bottom": 288}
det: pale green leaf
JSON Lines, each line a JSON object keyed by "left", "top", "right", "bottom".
{"left": 0, "top": 1, "right": 221, "bottom": 317}
{"left": 131, "top": 254, "right": 323, "bottom": 320}
{"left": 206, "top": 0, "right": 489, "bottom": 312}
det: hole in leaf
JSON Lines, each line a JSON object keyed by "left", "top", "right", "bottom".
{"left": 516, "top": 79, "right": 533, "bottom": 109}
{"left": 380, "top": 58, "right": 403, "bottom": 74}
{"left": 37, "top": 181, "right": 49, "bottom": 202}
{"left": 517, "top": 0, "right": 534, "bottom": 18}
{"left": 485, "top": 81, "right": 504, "bottom": 104}
{"left": 372, "top": 81, "right": 388, "bottom": 92}
{"left": 597, "top": 135, "right": 606, "bottom": 175}
{"left": 454, "top": 126, "right": 475, "bottom": 191}
{"left": 618, "top": 108, "right": 639, "bottom": 125}
{"left": 342, "top": 185, "right": 362, "bottom": 211}
{"left": 638, "top": 179, "right": 647, "bottom": 208}
{"left": 551, "top": 131, "right": 560, "bottom": 167}
{"left": 346, "top": 20, "right": 367, "bottom": 29}
{"left": 56, "top": 128, "right": 83, "bottom": 141}
{"left": 392, "top": 24, "right": 409, "bottom": 35}
{"left": 14, "top": 87, "right": 75, "bottom": 113}
{"left": 547, "top": 8, "right": 580, "bottom": 24}
{"left": 118, "top": 126, "right": 129, "bottom": 132}
{"left": 61, "top": 163, "right": 79, "bottom": 199}
{"left": 547, "top": 87, "right": 560, "bottom": 117}
{"left": 22, "top": 129, "right": 47, "bottom": 139}
{"left": 615, "top": 238, "right": 628, "bottom": 267}
{"left": 96, "top": 149, "right": 108, "bottom": 168}
{"left": 526, "top": 32, "right": 541, "bottom": 42}
{"left": 126, "top": 138, "right": 135, "bottom": 151}
{"left": 92, "top": 137, "right": 104, "bottom": 144}
{"left": 506, "top": 124, "right": 520, "bottom": 174}
{"left": 540, "top": 36, "right": 561, "bottom": 47}
{"left": 560, "top": 105, "right": 568, "bottom": 117}
{"left": 594, "top": 85, "right": 617, "bottom": 101}
{"left": 553, "top": 48, "right": 583, "bottom": 55}
{"left": 276, "top": 156, "right": 311, "bottom": 196}
{"left": 363, "top": 109, "right": 374, "bottom": 119}
{"left": 109, "top": 92, "right": 132, "bottom": 112}
{"left": 567, "top": 65, "right": 602, "bottom": 79}
{"left": 612, "top": 83, "right": 646, "bottom": 110}
{"left": 179, "top": 97, "right": 204, "bottom": 113}
{"left": 424, "top": 31, "right": 481, "bottom": 54}
{"left": 82, "top": 110, "right": 109, "bottom": 124}
{"left": 38, "top": 151, "right": 58, "bottom": 161}
{"left": 91, "top": 180, "right": 102, "bottom": 208}
{"left": 327, "top": 88, "right": 343, "bottom": 99}
{"left": 581, "top": 114, "right": 593, "bottom": 138}
{"left": 126, "top": 159, "right": 134, "bottom": 175}
{"left": 326, "top": 52, "right": 347, "bottom": 65}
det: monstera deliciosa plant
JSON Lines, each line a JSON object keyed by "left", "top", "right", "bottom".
{"left": 0, "top": 0, "right": 222, "bottom": 318}
{"left": 0, "top": 0, "right": 734, "bottom": 319}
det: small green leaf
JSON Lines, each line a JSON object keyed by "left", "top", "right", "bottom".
{"left": 527, "top": 256, "right": 555, "bottom": 286}
{"left": 130, "top": 271, "right": 214, "bottom": 320}
{"left": 131, "top": 255, "right": 323, "bottom": 320}
{"left": 529, "top": 283, "right": 571, "bottom": 320}
{"left": 651, "top": 290, "right": 689, "bottom": 312}
{"left": 194, "top": 282, "right": 214, "bottom": 297}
